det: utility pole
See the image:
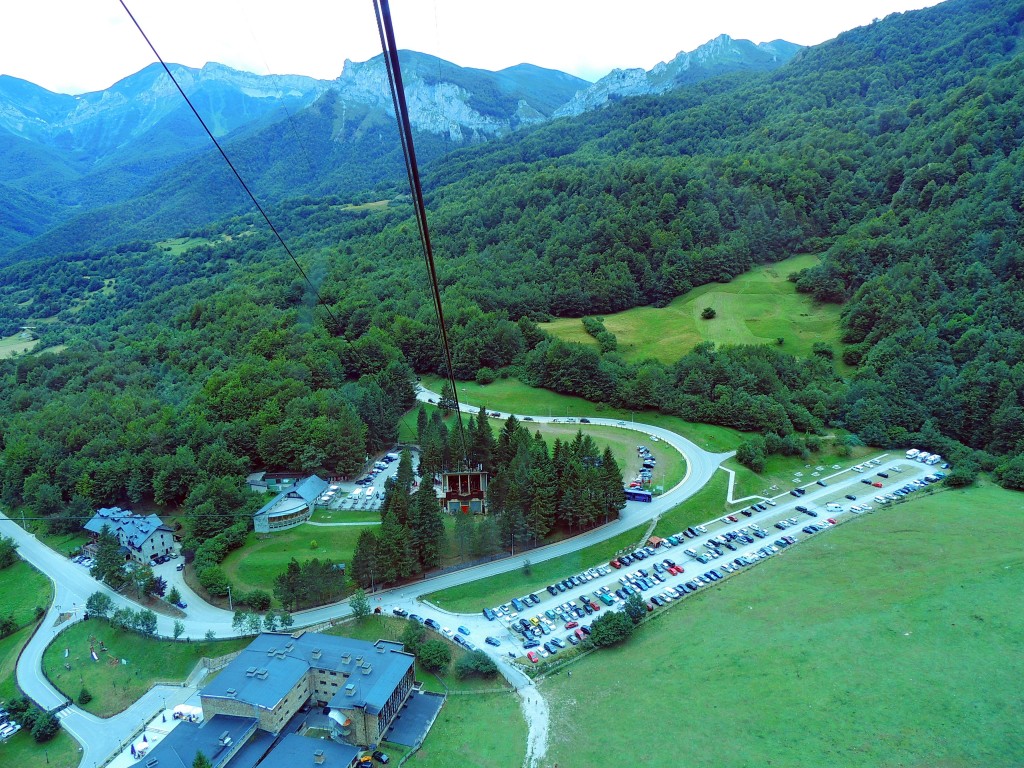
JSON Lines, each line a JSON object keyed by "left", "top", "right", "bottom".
{"left": 227, "top": 585, "right": 233, "bottom": 612}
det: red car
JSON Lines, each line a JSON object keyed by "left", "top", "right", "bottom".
{"left": 872, "top": 481, "right": 883, "bottom": 488}
{"left": 589, "top": 601, "right": 600, "bottom": 611}
{"left": 565, "top": 621, "right": 579, "bottom": 629}
{"left": 527, "top": 651, "right": 539, "bottom": 663}
{"left": 827, "top": 518, "right": 837, "bottom": 525}
{"left": 609, "top": 559, "right": 622, "bottom": 569}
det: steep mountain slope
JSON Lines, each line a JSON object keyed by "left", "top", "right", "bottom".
{"left": 0, "top": 52, "right": 588, "bottom": 263}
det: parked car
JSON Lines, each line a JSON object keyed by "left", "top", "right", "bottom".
{"left": 485, "top": 636, "right": 501, "bottom": 647}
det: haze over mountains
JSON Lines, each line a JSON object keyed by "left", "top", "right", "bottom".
{"left": 0, "top": 35, "right": 800, "bottom": 262}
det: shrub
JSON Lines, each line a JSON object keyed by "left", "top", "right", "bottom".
{"left": 198, "top": 566, "right": 230, "bottom": 597}
{"left": 401, "top": 621, "right": 426, "bottom": 655}
{"left": 32, "top": 711, "right": 60, "bottom": 742}
{"left": 589, "top": 611, "right": 633, "bottom": 647}
{"left": 455, "top": 650, "right": 497, "bottom": 679}
{"left": 78, "top": 687, "right": 93, "bottom": 705}
{"left": 242, "top": 590, "right": 272, "bottom": 611}
{"left": 418, "top": 640, "right": 452, "bottom": 672}
{"left": 701, "top": 307, "right": 716, "bottom": 319}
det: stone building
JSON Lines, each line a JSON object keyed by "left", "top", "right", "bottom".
{"left": 201, "top": 631, "right": 415, "bottom": 748}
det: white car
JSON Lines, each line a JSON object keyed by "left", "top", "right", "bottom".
{"left": 764, "top": 499, "right": 777, "bottom": 506}
{"left": 441, "top": 627, "right": 454, "bottom": 638}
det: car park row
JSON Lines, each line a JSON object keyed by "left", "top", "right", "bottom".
{"left": 0, "top": 707, "right": 21, "bottom": 740}
{"left": 389, "top": 454, "right": 942, "bottom": 667}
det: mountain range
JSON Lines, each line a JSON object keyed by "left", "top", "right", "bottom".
{"left": 0, "top": 35, "right": 799, "bottom": 262}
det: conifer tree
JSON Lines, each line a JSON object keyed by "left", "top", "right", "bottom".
{"left": 350, "top": 529, "right": 379, "bottom": 589}
{"left": 376, "top": 511, "right": 415, "bottom": 583}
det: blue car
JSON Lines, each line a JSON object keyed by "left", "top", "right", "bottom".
{"left": 458, "top": 626, "right": 471, "bottom": 636}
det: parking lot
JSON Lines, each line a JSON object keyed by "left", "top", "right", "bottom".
{"left": 405, "top": 452, "right": 946, "bottom": 666}
{"left": 320, "top": 450, "right": 420, "bottom": 514}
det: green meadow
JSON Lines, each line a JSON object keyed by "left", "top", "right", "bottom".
{"left": 543, "top": 253, "right": 847, "bottom": 366}
{"left": 540, "top": 481, "right": 1024, "bottom": 768}
{"left": 42, "top": 621, "right": 249, "bottom": 717}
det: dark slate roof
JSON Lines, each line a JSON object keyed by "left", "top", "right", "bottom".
{"left": 202, "top": 633, "right": 414, "bottom": 716}
{"left": 253, "top": 475, "right": 329, "bottom": 520}
{"left": 256, "top": 733, "right": 359, "bottom": 768}
{"left": 142, "top": 714, "right": 257, "bottom": 768}
{"left": 83, "top": 507, "right": 171, "bottom": 550}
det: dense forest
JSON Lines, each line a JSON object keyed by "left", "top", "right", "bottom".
{"left": 1, "top": 0, "right": 1024, "bottom": 556}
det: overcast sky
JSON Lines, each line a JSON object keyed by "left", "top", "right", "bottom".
{"left": 2, "top": 0, "right": 946, "bottom": 95}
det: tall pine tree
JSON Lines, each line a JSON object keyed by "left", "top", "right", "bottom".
{"left": 350, "top": 528, "right": 379, "bottom": 589}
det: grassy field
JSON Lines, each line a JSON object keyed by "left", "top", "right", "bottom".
{"left": 653, "top": 470, "right": 732, "bottom": 537}
{"left": 539, "top": 480, "right": 1024, "bottom": 768}
{"left": 424, "top": 523, "right": 648, "bottom": 613}
{"left": 309, "top": 508, "right": 382, "bottom": 524}
{"left": 42, "top": 621, "right": 250, "bottom": 717}
{"left": 0, "top": 559, "right": 52, "bottom": 628}
{"left": 0, "top": 332, "right": 39, "bottom": 358}
{"left": 0, "top": 624, "right": 81, "bottom": 768}
{"left": 542, "top": 253, "right": 848, "bottom": 367}
{"left": 0, "top": 560, "right": 86, "bottom": 768}
{"left": 326, "top": 615, "right": 524, "bottom": 768}
{"left": 221, "top": 526, "right": 376, "bottom": 601}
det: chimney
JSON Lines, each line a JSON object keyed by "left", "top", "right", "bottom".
{"left": 355, "top": 656, "right": 363, "bottom": 666}
{"left": 341, "top": 653, "right": 351, "bottom": 665}
{"left": 344, "top": 683, "right": 356, "bottom": 697}
{"left": 245, "top": 666, "right": 257, "bottom": 677}
{"left": 226, "top": 688, "right": 236, "bottom": 698}
{"left": 313, "top": 749, "right": 325, "bottom": 765}
{"left": 311, "top": 648, "right": 322, "bottom": 660}
{"left": 361, "top": 664, "right": 372, "bottom": 676}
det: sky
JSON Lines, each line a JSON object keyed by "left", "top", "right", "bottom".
{"left": 1, "top": 0, "right": 947, "bottom": 95}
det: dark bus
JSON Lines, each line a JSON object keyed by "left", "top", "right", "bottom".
{"left": 624, "top": 488, "right": 653, "bottom": 502}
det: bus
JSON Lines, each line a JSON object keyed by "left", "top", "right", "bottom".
{"left": 624, "top": 488, "right": 653, "bottom": 502}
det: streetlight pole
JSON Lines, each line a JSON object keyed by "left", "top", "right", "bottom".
{"left": 227, "top": 585, "right": 233, "bottom": 612}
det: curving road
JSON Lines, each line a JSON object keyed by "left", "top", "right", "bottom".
{"left": 3, "top": 390, "right": 733, "bottom": 768}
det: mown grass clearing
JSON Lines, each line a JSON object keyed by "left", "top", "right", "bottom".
{"left": 42, "top": 620, "right": 250, "bottom": 717}
{"left": 653, "top": 470, "right": 731, "bottom": 537}
{"left": 0, "top": 332, "right": 39, "bottom": 358}
{"left": 542, "top": 253, "right": 848, "bottom": 367}
{"left": 0, "top": 559, "right": 51, "bottom": 628}
{"left": 221, "top": 526, "right": 374, "bottom": 601}
{"left": 541, "top": 480, "right": 1024, "bottom": 768}
{"left": 0, "top": 562, "right": 80, "bottom": 768}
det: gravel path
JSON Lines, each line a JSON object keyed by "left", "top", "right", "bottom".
{"left": 518, "top": 681, "right": 550, "bottom": 768}
{"left": 495, "top": 659, "right": 549, "bottom": 768}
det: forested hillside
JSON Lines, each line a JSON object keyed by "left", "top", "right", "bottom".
{"left": 1, "top": 0, "right": 1023, "bottom": 549}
